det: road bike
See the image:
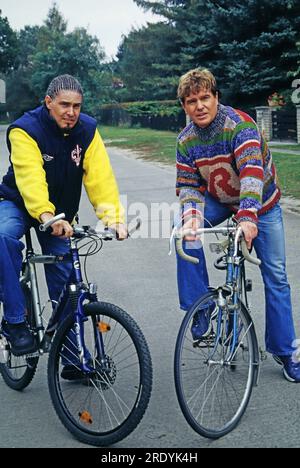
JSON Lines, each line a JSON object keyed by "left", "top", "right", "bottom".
{"left": 0, "top": 214, "right": 152, "bottom": 446}
{"left": 171, "top": 221, "right": 263, "bottom": 438}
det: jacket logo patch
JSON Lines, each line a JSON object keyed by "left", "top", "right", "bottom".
{"left": 71, "top": 145, "right": 82, "bottom": 167}
{"left": 42, "top": 154, "right": 54, "bottom": 162}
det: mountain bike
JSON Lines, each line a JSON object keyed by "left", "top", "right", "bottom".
{"left": 171, "top": 221, "right": 262, "bottom": 439}
{"left": 0, "top": 214, "right": 152, "bottom": 446}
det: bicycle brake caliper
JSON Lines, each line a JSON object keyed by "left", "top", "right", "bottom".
{"left": 217, "top": 288, "right": 226, "bottom": 307}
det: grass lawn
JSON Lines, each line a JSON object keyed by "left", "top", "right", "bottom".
{"left": 100, "top": 125, "right": 177, "bottom": 163}
{"left": 269, "top": 144, "right": 300, "bottom": 151}
{"left": 272, "top": 152, "right": 300, "bottom": 199}
{"left": 100, "top": 126, "right": 300, "bottom": 200}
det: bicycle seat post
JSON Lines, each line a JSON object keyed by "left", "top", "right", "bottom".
{"left": 24, "top": 229, "right": 45, "bottom": 348}
{"left": 25, "top": 229, "right": 34, "bottom": 255}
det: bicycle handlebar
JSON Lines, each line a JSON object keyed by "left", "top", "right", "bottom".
{"left": 39, "top": 213, "right": 66, "bottom": 232}
{"left": 76, "top": 218, "right": 141, "bottom": 240}
{"left": 172, "top": 226, "right": 261, "bottom": 266}
{"left": 39, "top": 214, "right": 141, "bottom": 240}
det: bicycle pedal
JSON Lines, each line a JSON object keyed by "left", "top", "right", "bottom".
{"left": 193, "top": 341, "right": 215, "bottom": 349}
{"left": 25, "top": 351, "right": 40, "bottom": 358}
{"left": 193, "top": 332, "right": 216, "bottom": 348}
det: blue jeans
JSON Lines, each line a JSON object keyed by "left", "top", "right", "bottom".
{"left": 0, "top": 200, "right": 72, "bottom": 324}
{"left": 177, "top": 193, "right": 296, "bottom": 355}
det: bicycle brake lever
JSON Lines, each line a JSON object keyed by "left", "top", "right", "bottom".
{"left": 168, "top": 225, "right": 178, "bottom": 256}
{"left": 233, "top": 226, "right": 243, "bottom": 257}
{"left": 106, "top": 218, "right": 142, "bottom": 240}
{"left": 127, "top": 218, "right": 142, "bottom": 237}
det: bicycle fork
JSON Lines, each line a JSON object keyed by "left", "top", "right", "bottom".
{"left": 69, "top": 284, "right": 109, "bottom": 374}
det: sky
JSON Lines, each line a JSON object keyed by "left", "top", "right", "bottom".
{"left": 0, "top": 0, "right": 160, "bottom": 59}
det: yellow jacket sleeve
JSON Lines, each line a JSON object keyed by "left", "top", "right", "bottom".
{"left": 9, "top": 128, "right": 56, "bottom": 220}
{"left": 83, "top": 129, "right": 125, "bottom": 225}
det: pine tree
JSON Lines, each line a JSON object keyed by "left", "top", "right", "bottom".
{"left": 116, "top": 22, "right": 183, "bottom": 100}
{"left": 0, "top": 9, "right": 18, "bottom": 74}
{"left": 134, "top": 0, "right": 300, "bottom": 107}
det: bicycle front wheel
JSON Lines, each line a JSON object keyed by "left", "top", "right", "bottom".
{"left": 48, "top": 301, "right": 152, "bottom": 446}
{"left": 174, "top": 291, "right": 258, "bottom": 439}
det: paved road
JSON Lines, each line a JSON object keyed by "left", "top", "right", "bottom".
{"left": 0, "top": 125, "right": 300, "bottom": 448}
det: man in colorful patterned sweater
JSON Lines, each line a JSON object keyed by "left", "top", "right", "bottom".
{"left": 0, "top": 75, "right": 126, "bottom": 363}
{"left": 176, "top": 68, "right": 299, "bottom": 382}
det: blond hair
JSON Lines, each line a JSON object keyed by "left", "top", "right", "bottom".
{"left": 177, "top": 69, "right": 217, "bottom": 103}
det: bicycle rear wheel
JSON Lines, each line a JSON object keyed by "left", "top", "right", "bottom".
{"left": 48, "top": 301, "right": 152, "bottom": 446}
{"left": 0, "top": 284, "right": 39, "bottom": 391}
{"left": 174, "top": 290, "right": 258, "bottom": 439}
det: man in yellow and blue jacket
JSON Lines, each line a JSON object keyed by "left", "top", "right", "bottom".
{"left": 0, "top": 74, "right": 126, "bottom": 359}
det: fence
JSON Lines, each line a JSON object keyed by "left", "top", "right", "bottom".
{"left": 97, "top": 101, "right": 186, "bottom": 132}
{"left": 256, "top": 106, "right": 300, "bottom": 143}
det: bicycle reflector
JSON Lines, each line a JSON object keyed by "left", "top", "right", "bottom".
{"left": 97, "top": 322, "right": 111, "bottom": 333}
{"left": 79, "top": 411, "right": 93, "bottom": 425}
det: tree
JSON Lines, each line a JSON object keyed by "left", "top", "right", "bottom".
{"left": 289, "top": 41, "right": 300, "bottom": 77}
{"left": 5, "top": 69, "right": 40, "bottom": 120}
{"left": 200, "top": 0, "right": 300, "bottom": 106}
{"left": 17, "top": 26, "right": 41, "bottom": 68}
{"left": 116, "top": 22, "right": 182, "bottom": 101}
{"left": 133, "top": 0, "right": 300, "bottom": 107}
{"left": 0, "top": 10, "right": 18, "bottom": 74}
{"left": 134, "top": 0, "right": 188, "bottom": 16}
{"left": 4, "top": 4, "right": 109, "bottom": 119}
{"left": 25, "top": 5, "right": 107, "bottom": 114}
{"left": 30, "top": 27, "right": 105, "bottom": 101}
{"left": 44, "top": 2, "right": 67, "bottom": 34}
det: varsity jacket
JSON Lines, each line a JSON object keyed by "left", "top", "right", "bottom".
{"left": 0, "top": 105, "right": 124, "bottom": 225}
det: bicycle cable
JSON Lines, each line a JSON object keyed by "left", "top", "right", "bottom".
{"left": 77, "top": 234, "right": 104, "bottom": 284}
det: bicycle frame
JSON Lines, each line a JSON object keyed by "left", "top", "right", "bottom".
{"left": 21, "top": 230, "right": 103, "bottom": 373}
{"left": 0, "top": 213, "right": 152, "bottom": 447}
{"left": 218, "top": 231, "right": 247, "bottom": 358}
{"left": 215, "top": 232, "right": 260, "bottom": 385}
{"left": 173, "top": 222, "right": 261, "bottom": 384}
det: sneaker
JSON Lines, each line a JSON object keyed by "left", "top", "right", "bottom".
{"left": 272, "top": 354, "right": 300, "bottom": 383}
{"left": 1, "top": 319, "right": 36, "bottom": 356}
{"left": 191, "top": 303, "right": 217, "bottom": 341}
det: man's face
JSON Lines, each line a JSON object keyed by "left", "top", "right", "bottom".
{"left": 45, "top": 90, "right": 82, "bottom": 130}
{"left": 182, "top": 88, "right": 219, "bottom": 128}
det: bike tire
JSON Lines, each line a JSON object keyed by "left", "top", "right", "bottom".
{"left": 48, "top": 301, "right": 152, "bottom": 446}
{"left": 0, "top": 284, "right": 39, "bottom": 391}
{"left": 174, "top": 290, "right": 258, "bottom": 439}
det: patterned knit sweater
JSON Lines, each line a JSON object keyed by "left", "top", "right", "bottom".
{"left": 176, "top": 104, "right": 281, "bottom": 224}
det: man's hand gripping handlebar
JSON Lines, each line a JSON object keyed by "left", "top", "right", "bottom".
{"left": 39, "top": 213, "right": 141, "bottom": 240}
{"left": 169, "top": 225, "right": 261, "bottom": 266}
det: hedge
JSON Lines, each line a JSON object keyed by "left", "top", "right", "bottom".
{"left": 97, "top": 100, "right": 186, "bottom": 131}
